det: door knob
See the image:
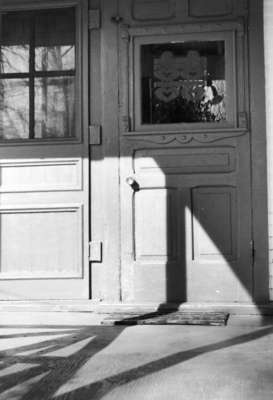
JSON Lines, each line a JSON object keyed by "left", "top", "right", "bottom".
{"left": 111, "top": 15, "right": 123, "bottom": 24}
{"left": 126, "top": 177, "right": 139, "bottom": 191}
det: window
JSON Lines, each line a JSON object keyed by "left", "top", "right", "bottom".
{"left": 131, "top": 30, "right": 236, "bottom": 132}
{"left": 141, "top": 41, "right": 226, "bottom": 124}
{"left": 0, "top": 7, "right": 76, "bottom": 140}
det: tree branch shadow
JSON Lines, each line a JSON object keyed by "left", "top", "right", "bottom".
{"left": 0, "top": 325, "right": 124, "bottom": 399}
{"left": 52, "top": 326, "right": 273, "bottom": 400}
{"left": 1, "top": 323, "right": 273, "bottom": 399}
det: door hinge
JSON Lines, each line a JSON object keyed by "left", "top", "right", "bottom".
{"left": 89, "top": 9, "right": 101, "bottom": 30}
{"left": 250, "top": 240, "right": 255, "bottom": 262}
{"left": 89, "top": 125, "right": 101, "bottom": 145}
{"left": 89, "top": 241, "right": 102, "bottom": 262}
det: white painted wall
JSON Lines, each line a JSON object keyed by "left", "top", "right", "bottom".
{"left": 264, "top": 0, "right": 273, "bottom": 299}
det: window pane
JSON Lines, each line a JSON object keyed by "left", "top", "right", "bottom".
{"left": 141, "top": 41, "right": 226, "bottom": 124}
{"left": 0, "top": 79, "right": 29, "bottom": 139}
{"left": 35, "top": 46, "right": 75, "bottom": 71}
{"left": 35, "top": 77, "right": 75, "bottom": 138}
{"left": 35, "top": 8, "right": 75, "bottom": 71}
{"left": 0, "top": 13, "right": 30, "bottom": 73}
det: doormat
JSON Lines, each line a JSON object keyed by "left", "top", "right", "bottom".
{"left": 101, "top": 311, "right": 229, "bottom": 326}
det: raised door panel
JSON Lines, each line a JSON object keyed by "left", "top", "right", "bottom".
{"left": 187, "top": 186, "right": 239, "bottom": 302}
{"left": 0, "top": 206, "right": 82, "bottom": 279}
{"left": 0, "top": 159, "right": 82, "bottom": 193}
{"left": 120, "top": 0, "right": 247, "bottom": 26}
{"left": 135, "top": 188, "right": 177, "bottom": 263}
{"left": 192, "top": 187, "right": 237, "bottom": 262}
{"left": 134, "top": 147, "right": 236, "bottom": 175}
{"left": 188, "top": 0, "right": 233, "bottom": 18}
{"left": 132, "top": 0, "right": 176, "bottom": 21}
{"left": 132, "top": 186, "right": 185, "bottom": 302}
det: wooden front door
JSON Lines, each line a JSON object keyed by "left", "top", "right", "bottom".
{"left": 0, "top": 0, "right": 90, "bottom": 299}
{"left": 119, "top": 0, "right": 254, "bottom": 304}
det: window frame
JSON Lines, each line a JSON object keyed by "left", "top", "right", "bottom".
{"left": 0, "top": 0, "right": 86, "bottom": 144}
{"left": 135, "top": 32, "right": 234, "bottom": 130}
{"left": 119, "top": 21, "right": 247, "bottom": 135}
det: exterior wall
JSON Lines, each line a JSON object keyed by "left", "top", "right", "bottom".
{"left": 264, "top": 0, "right": 273, "bottom": 300}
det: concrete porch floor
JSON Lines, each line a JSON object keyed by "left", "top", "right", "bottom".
{"left": 0, "top": 312, "right": 273, "bottom": 399}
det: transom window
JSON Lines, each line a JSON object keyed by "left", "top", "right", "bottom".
{"left": 0, "top": 7, "right": 76, "bottom": 140}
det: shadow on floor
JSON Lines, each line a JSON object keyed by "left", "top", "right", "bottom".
{"left": 0, "top": 324, "right": 124, "bottom": 400}
{"left": 1, "top": 321, "right": 273, "bottom": 399}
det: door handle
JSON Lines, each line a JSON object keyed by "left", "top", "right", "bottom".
{"left": 126, "top": 176, "right": 140, "bottom": 191}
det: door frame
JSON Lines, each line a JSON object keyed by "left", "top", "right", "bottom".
{"left": 249, "top": 0, "right": 269, "bottom": 303}
{"left": 89, "top": 0, "right": 269, "bottom": 305}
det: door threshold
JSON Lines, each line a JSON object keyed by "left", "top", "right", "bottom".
{"left": 0, "top": 300, "right": 272, "bottom": 315}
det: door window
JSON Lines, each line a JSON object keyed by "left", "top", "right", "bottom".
{"left": 130, "top": 30, "right": 236, "bottom": 131}
{"left": 141, "top": 41, "right": 226, "bottom": 124}
{"left": 0, "top": 8, "right": 76, "bottom": 140}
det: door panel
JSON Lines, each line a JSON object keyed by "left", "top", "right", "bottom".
{"left": 0, "top": 158, "right": 82, "bottom": 192}
{"left": 0, "top": 206, "right": 82, "bottom": 278}
{"left": 0, "top": 0, "right": 89, "bottom": 300}
{"left": 135, "top": 188, "right": 177, "bottom": 263}
{"left": 119, "top": 0, "right": 252, "bottom": 304}
{"left": 192, "top": 186, "right": 237, "bottom": 262}
{"left": 121, "top": 138, "right": 252, "bottom": 303}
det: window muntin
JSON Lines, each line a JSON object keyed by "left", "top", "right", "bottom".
{"left": 0, "top": 7, "right": 76, "bottom": 140}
